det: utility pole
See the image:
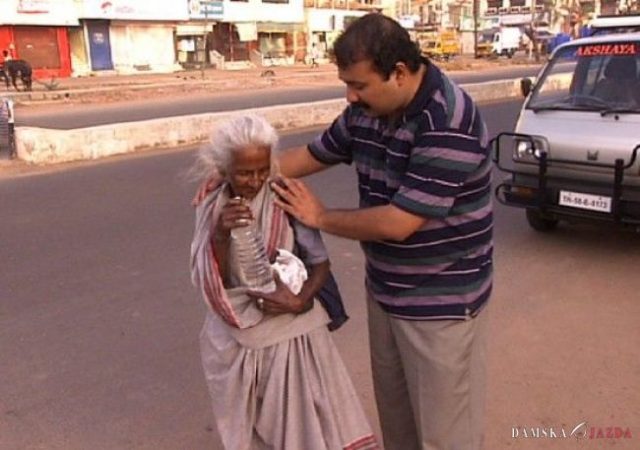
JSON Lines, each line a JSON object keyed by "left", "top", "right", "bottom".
{"left": 473, "top": 0, "right": 479, "bottom": 58}
{"left": 201, "top": 1, "right": 209, "bottom": 80}
{"left": 530, "top": 0, "right": 540, "bottom": 62}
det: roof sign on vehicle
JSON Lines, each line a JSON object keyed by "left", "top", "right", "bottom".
{"left": 577, "top": 43, "right": 638, "bottom": 56}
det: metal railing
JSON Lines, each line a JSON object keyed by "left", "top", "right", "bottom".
{"left": 0, "top": 98, "right": 15, "bottom": 160}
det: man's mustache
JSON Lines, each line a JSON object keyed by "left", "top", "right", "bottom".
{"left": 351, "top": 101, "right": 370, "bottom": 110}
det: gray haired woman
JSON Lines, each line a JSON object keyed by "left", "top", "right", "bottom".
{"left": 190, "top": 115, "right": 377, "bottom": 450}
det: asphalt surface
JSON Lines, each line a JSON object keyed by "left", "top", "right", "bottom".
{"left": 2, "top": 98, "right": 639, "bottom": 450}
{"left": 14, "top": 64, "right": 547, "bottom": 129}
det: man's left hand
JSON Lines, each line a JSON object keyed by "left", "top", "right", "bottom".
{"left": 270, "top": 177, "right": 325, "bottom": 229}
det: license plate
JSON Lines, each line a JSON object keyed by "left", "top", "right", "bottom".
{"left": 558, "top": 190, "right": 612, "bottom": 213}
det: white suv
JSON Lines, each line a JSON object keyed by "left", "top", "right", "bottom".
{"left": 493, "top": 32, "right": 640, "bottom": 231}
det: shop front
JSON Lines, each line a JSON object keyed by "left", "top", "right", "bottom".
{"left": 211, "top": 22, "right": 257, "bottom": 63}
{"left": 79, "top": 0, "right": 189, "bottom": 74}
{"left": 0, "top": 0, "right": 77, "bottom": 78}
{"left": 176, "top": 24, "right": 212, "bottom": 69}
{"left": 217, "top": 0, "right": 305, "bottom": 65}
{"left": 256, "top": 22, "right": 305, "bottom": 64}
{"left": 181, "top": 0, "right": 224, "bottom": 68}
{"left": 85, "top": 21, "right": 113, "bottom": 71}
{"left": 110, "top": 22, "right": 180, "bottom": 73}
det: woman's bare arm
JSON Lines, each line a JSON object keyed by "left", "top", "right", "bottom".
{"left": 294, "top": 260, "right": 330, "bottom": 313}
{"left": 251, "top": 260, "right": 330, "bottom": 314}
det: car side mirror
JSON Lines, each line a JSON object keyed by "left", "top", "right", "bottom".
{"left": 520, "top": 78, "right": 533, "bottom": 97}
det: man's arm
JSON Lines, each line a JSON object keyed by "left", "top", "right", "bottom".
{"left": 278, "top": 145, "right": 330, "bottom": 178}
{"left": 314, "top": 205, "right": 425, "bottom": 242}
{"left": 272, "top": 178, "right": 426, "bottom": 241}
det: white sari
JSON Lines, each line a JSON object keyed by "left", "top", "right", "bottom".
{"left": 191, "top": 184, "right": 378, "bottom": 450}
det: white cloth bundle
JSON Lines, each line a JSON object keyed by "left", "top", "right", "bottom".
{"left": 271, "top": 249, "right": 308, "bottom": 295}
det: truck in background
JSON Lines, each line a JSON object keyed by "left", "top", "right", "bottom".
{"left": 416, "top": 29, "right": 461, "bottom": 60}
{"left": 491, "top": 27, "right": 522, "bottom": 57}
{"left": 476, "top": 30, "right": 496, "bottom": 58}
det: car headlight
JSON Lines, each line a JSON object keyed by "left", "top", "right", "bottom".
{"left": 515, "top": 139, "right": 544, "bottom": 160}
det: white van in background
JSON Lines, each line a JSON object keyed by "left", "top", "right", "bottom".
{"left": 493, "top": 32, "right": 640, "bottom": 231}
{"left": 492, "top": 27, "right": 522, "bottom": 57}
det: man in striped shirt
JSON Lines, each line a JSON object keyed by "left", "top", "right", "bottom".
{"left": 271, "top": 13, "right": 493, "bottom": 450}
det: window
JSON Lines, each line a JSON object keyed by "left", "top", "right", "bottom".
{"left": 527, "top": 43, "right": 640, "bottom": 111}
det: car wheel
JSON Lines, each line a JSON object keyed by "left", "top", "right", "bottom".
{"left": 526, "top": 209, "right": 559, "bottom": 232}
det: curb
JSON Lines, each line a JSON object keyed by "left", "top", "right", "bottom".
{"left": 13, "top": 78, "right": 527, "bottom": 165}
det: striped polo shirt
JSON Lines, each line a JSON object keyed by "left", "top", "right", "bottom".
{"left": 308, "top": 62, "right": 493, "bottom": 320}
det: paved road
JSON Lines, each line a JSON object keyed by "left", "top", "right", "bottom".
{"left": 2, "top": 98, "right": 638, "bottom": 450}
{"left": 15, "top": 65, "right": 545, "bottom": 129}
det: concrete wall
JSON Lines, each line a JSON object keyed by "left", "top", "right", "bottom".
{"left": 15, "top": 77, "right": 552, "bottom": 165}
{"left": 16, "top": 99, "right": 347, "bottom": 164}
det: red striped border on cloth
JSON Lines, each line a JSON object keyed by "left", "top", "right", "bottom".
{"left": 343, "top": 434, "right": 379, "bottom": 450}
{"left": 202, "top": 203, "right": 287, "bottom": 328}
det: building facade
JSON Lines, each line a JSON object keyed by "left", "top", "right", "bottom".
{"left": 304, "top": 0, "right": 381, "bottom": 62}
{"left": 0, "top": 0, "right": 76, "bottom": 79}
{"left": 1, "top": 0, "right": 637, "bottom": 77}
{"left": 74, "top": 0, "right": 188, "bottom": 75}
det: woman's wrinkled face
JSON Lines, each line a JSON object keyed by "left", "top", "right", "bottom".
{"left": 228, "top": 144, "right": 271, "bottom": 200}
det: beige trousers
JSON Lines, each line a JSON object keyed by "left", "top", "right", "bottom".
{"left": 367, "top": 294, "right": 489, "bottom": 450}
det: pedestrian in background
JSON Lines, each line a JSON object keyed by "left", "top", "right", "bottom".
{"left": 194, "top": 13, "right": 493, "bottom": 450}
{"left": 310, "top": 43, "right": 320, "bottom": 68}
{"left": 1, "top": 49, "right": 12, "bottom": 63}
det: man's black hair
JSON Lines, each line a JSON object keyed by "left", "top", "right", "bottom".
{"left": 331, "top": 13, "right": 424, "bottom": 80}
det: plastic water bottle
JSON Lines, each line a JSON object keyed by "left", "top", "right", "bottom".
{"left": 230, "top": 219, "right": 276, "bottom": 293}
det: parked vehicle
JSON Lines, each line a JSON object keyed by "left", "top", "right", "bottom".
{"left": 493, "top": 32, "right": 640, "bottom": 231}
{"left": 492, "top": 27, "right": 521, "bottom": 58}
{"left": 476, "top": 30, "right": 496, "bottom": 58}
{"left": 589, "top": 14, "right": 640, "bottom": 35}
{"left": 419, "top": 30, "right": 461, "bottom": 60}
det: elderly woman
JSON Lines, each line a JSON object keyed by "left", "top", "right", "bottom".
{"left": 190, "top": 115, "right": 377, "bottom": 450}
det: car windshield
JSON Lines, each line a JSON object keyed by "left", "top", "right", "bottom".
{"left": 479, "top": 32, "right": 494, "bottom": 43}
{"left": 527, "top": 41, "right": 640, "bottom": 114}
